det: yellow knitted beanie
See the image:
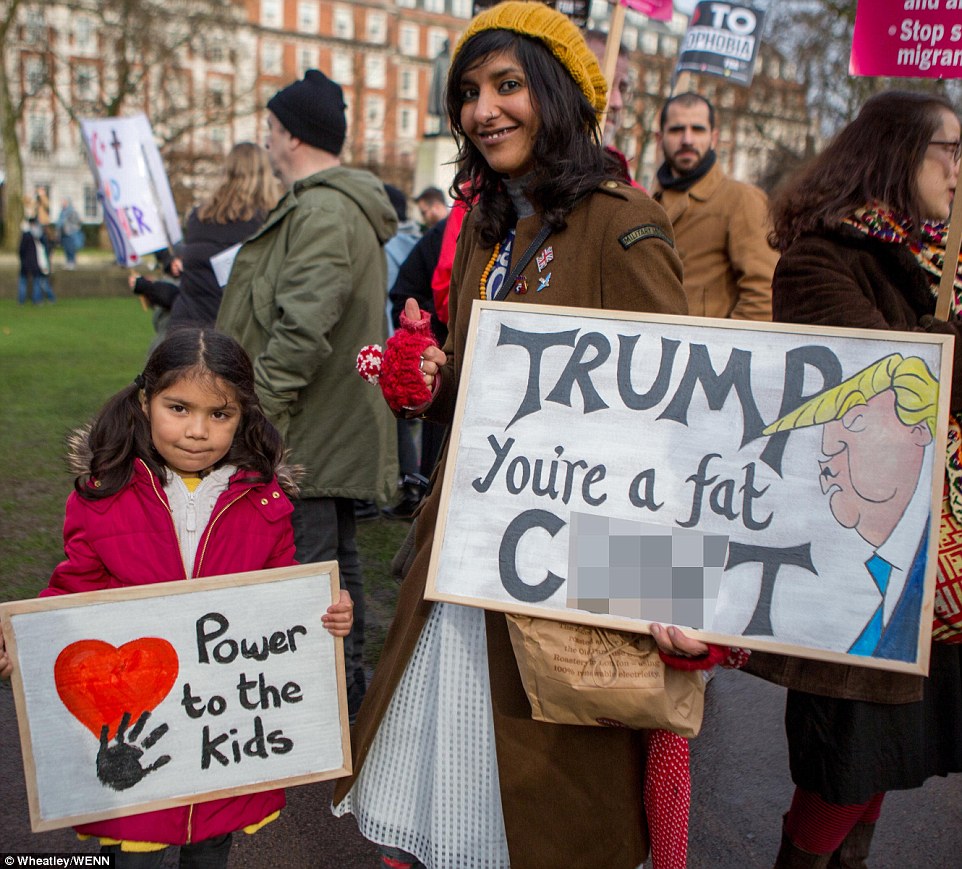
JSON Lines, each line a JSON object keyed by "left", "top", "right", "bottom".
{"left": 452, "top": 1, "right": 608, "bottom": 115}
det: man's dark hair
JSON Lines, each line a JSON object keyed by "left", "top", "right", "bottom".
{"left": 415, "top": 186, "right": 446, "bottom": 207}
{"left": 385, "top": 184, "right": 408, "bottom": 222}
{"left": 659, "top": 92, "right": 716, "bottom": 131}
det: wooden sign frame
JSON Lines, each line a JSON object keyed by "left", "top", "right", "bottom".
{"left": 1, "top": 563, "right": 350, "bottom": 832}
{"left": 425, "top": 301, "right": 954, "bottom": 676}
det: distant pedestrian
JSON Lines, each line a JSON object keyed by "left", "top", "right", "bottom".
{"left": 0, "top": 327, "right": 353, "bottom": 868}
{"left": 413, "top": 186, "right": 448, "bottom": 229}
{"left": 18, "top": 217, "right": 55, "bottom": 304}
{"left": 135, "top": 143, "right": 282, "bottom": 331}
{"left": 56, "top": 197, "right": 84, "bottom": 269}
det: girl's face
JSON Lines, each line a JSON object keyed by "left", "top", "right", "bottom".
{"left": 916, "top": 108, "right": 960, "bottom": 222}
{"left": 459, "top": 48, "right": 539, "bottom": 179}
{"left": 142, "top": 374, "right": 241, "bottom": 477}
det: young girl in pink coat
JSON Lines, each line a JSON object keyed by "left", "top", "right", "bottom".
{"left": 1, "top": 328, "right": 352, "bottom": 869}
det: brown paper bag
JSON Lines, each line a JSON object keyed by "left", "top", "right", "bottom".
{"left": 505, "top": 615, "right": 705, "bottom": 737}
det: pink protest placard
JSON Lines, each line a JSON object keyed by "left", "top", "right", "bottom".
{"left": 622, "top": 0, "right": 673, "bottom": 23}
{"left": 850, "top": 1, "right": 962, "bottom": 79}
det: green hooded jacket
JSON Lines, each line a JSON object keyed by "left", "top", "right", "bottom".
{"left": 217, "top": 165, "right": 398, "bottom": 501}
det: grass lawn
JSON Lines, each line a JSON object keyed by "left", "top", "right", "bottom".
{"left": 0, "top": 298, "right": 406, "bottom": 667}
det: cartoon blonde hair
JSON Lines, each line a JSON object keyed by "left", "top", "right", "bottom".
{"left": 762, "top": 353, "right": 939, "bottom": 437}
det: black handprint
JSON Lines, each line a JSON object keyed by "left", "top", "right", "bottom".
{"left": 96, "top": 710, "right": 171, "bottom": 791}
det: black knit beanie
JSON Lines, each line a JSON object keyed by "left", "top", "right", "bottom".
{"left": 267, "top": 69, "right": 347, "bottom": 155}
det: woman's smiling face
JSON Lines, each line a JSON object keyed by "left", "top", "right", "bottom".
{"left": 459, "top": 48, "right": 539, "bottom": 179}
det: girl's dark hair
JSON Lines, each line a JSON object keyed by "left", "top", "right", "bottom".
{"left": 445, "top": 29, "right": 620, "bottom": 246}
{"left": 77, "top": 328, "right": 283, "bottom": 499}
{"left": 770, "top": 90, "right": 956, "bottom": 251}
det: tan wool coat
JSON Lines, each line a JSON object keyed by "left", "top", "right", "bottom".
{"left": 655, "top": 161, "right": 777, "bottom": 321}
{"left": 333, "top": 181, "right": 688, "bottom": 869}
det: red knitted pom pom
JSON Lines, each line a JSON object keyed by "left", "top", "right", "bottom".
{"left": 356, "top": 344, "right": 383, "bottom": 384}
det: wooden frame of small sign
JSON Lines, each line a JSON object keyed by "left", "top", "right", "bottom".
{"left": 424, "top": 301, "right": 954, "bottom": 676}
{"left": 0, "top": 562, "right": 350, "bottom": 832}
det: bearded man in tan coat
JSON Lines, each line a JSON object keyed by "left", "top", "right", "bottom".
{"left": 654, "top": 92, "right": 777, "bottom": 321}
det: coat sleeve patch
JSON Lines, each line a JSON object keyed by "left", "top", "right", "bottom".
{"left": 619, "top": 224, "right": 673, "bottom": 250}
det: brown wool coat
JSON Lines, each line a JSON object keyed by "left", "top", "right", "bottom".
{"left": 746, "top": 224, "right": 962, "bottom": 704}
{"left": 333, "top": 181, "right": 687, "bottom": 868}
{"left": 654, "top": 161, "right": 777, "bottom": 321}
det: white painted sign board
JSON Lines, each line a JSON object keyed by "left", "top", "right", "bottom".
{"left": 1, "top": 563, "right": 349, "bottom": 832}
{"left": 425, "top": 302, "right": 953, "bottom": 676}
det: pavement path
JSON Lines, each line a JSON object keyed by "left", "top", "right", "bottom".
{"left": 1, "top": 670, "right": 959, "bottom": 867}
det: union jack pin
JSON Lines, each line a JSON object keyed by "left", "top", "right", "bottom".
{"left": 536, "top": 246, "right": 554, "bottom": 272}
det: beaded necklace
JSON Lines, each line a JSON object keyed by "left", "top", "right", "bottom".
{"left": 479, "top": 242, "right": 501, "bottom": 300}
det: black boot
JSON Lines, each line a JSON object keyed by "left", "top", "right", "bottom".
{"left": 827, "top": 823, "right": 875, "bottom": 869}
{"left": 382, "top": 473, "right": 429, "bottom": 520}
{"left": 774, "top": 823, "right": 830, "bottom": 869}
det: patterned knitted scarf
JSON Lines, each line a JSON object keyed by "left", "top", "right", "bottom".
{"left": 844, "top": 203, "right": 962, "bottom": 521}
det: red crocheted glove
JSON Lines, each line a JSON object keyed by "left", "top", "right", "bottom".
{"left": 658, "top": 642, "right": 728, "bottom": 671}
{"left": 355, "top": 309, "right": 439, "bottom": 413}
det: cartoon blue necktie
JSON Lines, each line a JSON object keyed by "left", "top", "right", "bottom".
{"left": 849, "top": 553, "right": 892, "bottom": 656}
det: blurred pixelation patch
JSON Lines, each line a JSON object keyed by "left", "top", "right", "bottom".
{"left": 567, "top": 512, "right": 728, "bottom": 629}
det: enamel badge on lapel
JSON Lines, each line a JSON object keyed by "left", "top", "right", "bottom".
{"left": 536, "top": 246, "right": 554, "bottom": 272}
{"left": 512, "top": 275, "right": 528, "bottom": 294}
{"left": 537, "top": 272, "right": 551, "bottom": 292}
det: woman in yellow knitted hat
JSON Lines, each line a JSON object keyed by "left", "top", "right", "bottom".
{"left": 333, "top": 3, "right": 690, "bottom": 868}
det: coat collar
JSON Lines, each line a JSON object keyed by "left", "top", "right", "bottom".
{"left": 655, "top": 161, "right": 725, "bottom": 222}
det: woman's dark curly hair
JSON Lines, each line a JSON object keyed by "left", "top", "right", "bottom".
{"left": 77, "top": 328, "right": 284, "bottom": 499}
{"left": 769, "top": 90, "right": 957, "bottom": 251}
{"left": 445, "top": 29, "right": 621, "bottom": 246}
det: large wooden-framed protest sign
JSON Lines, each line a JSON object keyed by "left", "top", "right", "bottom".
{"left": 425, "top": 302, "right": 953, "bottom": 676}
{"left": 80, "top": 113, "right": 183, "bottom": 267}
{"left": 0, "top": 563, "right": 349, "bottom": 833}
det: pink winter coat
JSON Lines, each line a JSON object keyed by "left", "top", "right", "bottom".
{"left": 43, "top": 458, "right": 296, "bottom": 845}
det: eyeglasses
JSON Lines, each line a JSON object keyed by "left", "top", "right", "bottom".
{"left": 929, "top": 140, "right": 962, "bottom": 162}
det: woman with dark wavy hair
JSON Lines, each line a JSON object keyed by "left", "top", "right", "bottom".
{"left": 333, "top": 4, "right": 691, "bottom": 868}
{"left": 751, "top": 90, "right": 962, "bottom": 868}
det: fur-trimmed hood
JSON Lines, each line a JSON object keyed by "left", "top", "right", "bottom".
{"left": 65, "top": 425, "right": 302, "bottom": 496}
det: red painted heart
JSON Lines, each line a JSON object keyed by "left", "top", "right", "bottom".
{"left": 54, "top": 638, "right": 179, "bottom": 740}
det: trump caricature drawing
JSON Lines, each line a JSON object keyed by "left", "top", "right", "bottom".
{"left": 763, "top": 353, "right": 937, "bottom": 662}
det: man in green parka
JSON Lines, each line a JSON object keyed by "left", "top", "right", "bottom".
{"left": 217, "top": 70, "right": 398, "bottom": 718}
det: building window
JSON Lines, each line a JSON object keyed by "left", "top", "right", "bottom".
{"left": 365, "top": 142, "right": 383, "bottom": 165}
{"left": 28, "top": 113, "right": 50, "bottom": 157}
{"left": 297, "top": 1, "right": 319, "bottom": 34}
{"left": 207, "top": 42, "right": 225, "bottom": 63}
{"left": 640, "top": 31, "right": 658, "bottom": 55}
{"left": 398, "top": 107, "right": 417, "bottom": 139}
{"left": 365, "top": 54, "right": 386, "bottom": 89}
{"left": 333, "top": 5, "right": 354, "bottom": 40}
{"left": 366, "top": 95, "right": 385, "bottom": 130}
{"left": 424, "top": 0, "right": 445, "bottom": 13}
{"left": 427, "top": 27, "right": 448, "bottom": 58}
{"left": 260, "top": 0, "right": 282, "bottom": 28}
{"left": 24, "top": 56, "right": 47, "bottom": 94}
{"left": 74, "top": 64, "right": 98, "bottom": 101}
{"left": 399, "top": 24, "right": 419, "bottom": 56}
{"left": 209, "top": 80, "right": 227, "bottom": 108}
{"left": 622, "top": 26, "right": 638, "bottom": 51}
{"left": 24, "top": 8, "right": 46, "bottom": 43}
{"left": 210, "top": 126, "right": 227, "bottom": 149}
{"left": 83, "top": 184, "right": 98, "bottom": 219}
{"left": 74, "top": 16, "right": 93, "bottom": 50}
{"left": 261, "top": 41, "right": 282, "bottom": 75}
{"left": 299, "top": 46, "right": 319, "bottom": 73}
{"left": 397, "top": 0, "right": 416, "bottom": 8}
{"left": 332, "top": 51, "right": 353, "bottom": 85}
{"left": 452, "top": 0, "right": 472, "bottom": 17}
{"left": 366, "top": 10, "right": 387, "bottom": 44}
{"left": 399, "top": 66, "right": 418, "bottom": 100}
